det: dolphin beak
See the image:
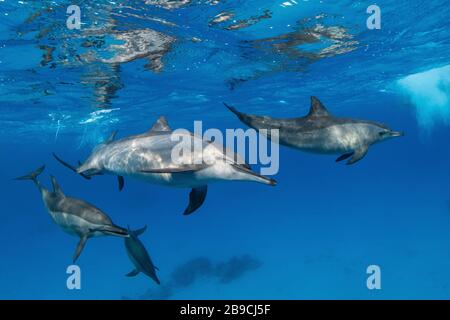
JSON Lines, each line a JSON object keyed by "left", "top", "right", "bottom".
{"left": 391, "top": 131, "right": 405, "bottom": 137}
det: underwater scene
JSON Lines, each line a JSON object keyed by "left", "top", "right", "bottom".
{"left": 1, "top": 0, "right": 450, "bottom": 300}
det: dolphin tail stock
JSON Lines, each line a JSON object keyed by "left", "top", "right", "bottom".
{"left": 231, "top": 163, "right": 277, "bottom": 186}
{"left": 223, "top": 102, "right": 243, "bottom": 117}
{"left": 224, "top": 102, "right": 250, "bottom": 124}
{"left": 224, "top": 102, "right": 266, "bottom": 130}
{"left": 52, "top": 152, "right": 91, "bottom": 180}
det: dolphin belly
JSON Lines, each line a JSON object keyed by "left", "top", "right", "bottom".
{"left": 113, "top": 170, "right": 209, "bottom": 188}
{"left": 281, "top": 124, "right": 370, "bottom": 154}
{"left": 49, "top": 211, "right": 107, "bottom": 237}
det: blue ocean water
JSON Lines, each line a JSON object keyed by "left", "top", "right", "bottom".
{"left": 1, "top": 0, "right": 450, "bottom": 299}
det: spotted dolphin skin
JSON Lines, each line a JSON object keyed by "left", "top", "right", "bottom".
{"left": 225, "top": 96, "right": 404, "bottom": 165}
{"left": 54, "top": 116, "right": 276, "bottom": 215}
{"left": 124, "top": 226, "right": 160, "bottom": 285}
{"left": 15, "top": 166, "right": 128, "bottom": 262}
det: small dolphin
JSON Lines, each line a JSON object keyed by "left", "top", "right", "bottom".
{"left": 15, "top": 166, "right": 128, "bottom": 262}
{"left": 225, "top": 96, "right": 404, "bottom": 165}
{"left": 124, "top": 225, "right": 160, "bottom": 285}
{"left": 54, "top": 116, "right": 276, "bottom": 215}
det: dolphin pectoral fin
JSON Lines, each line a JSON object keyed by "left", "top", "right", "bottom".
{"left": 154, "top": 266, "right": 160, "bottom": 271}
{"left": 336, "top": 152, "right": 354, "bottom": 163}
{"left": 118, "top": 176, "right": 125, "bottom": 191}
{"left": 183, "top": 186, "right": 208, "bottom": 215}
{"left": 52, "top": 153, "right": 91, "bottom": 180}
{"left": 73, "top": 235, "right": 88, "bottom": 263}
{"left": 346, "top": 147, "right": 369, "bottom": 165}
{"left": 126, "top": 269, "right": 140, "bottom": 277}
{"left": 140, "top": 164, "right": 207, "bottom": 174}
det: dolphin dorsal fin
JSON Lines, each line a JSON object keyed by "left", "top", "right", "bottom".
{"left": 50, "top": 175, "right": 64, "bottom": 196}
{"left": 150, "top": 116, "right": 171, "bottom": 132}
{"left": 104, "top": 130, "right": 118, "bottom": 144}
{"left": 307, "top": 96, "right": 331, "bottom": 118}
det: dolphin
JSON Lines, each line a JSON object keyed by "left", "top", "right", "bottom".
{"left": 124, "top": 225, "right": 160, "bottom": 285}
{"left": 15, "top": 166, "right": 129, "bottom": 262}
{"left": 53, "top": 116, "right": 276, "bottom": 215}
{"left": 225, "top": 96, "right": 404, "bottom": 165}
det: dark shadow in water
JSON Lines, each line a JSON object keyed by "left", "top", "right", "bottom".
{"left": 171, "top": 257, "right": 215, "bottom": 288}
{"left": 122, "top": 254, "right": 262, "bottom": 300}
{"left": 215, "top": 255, "right": 262, "bottom": 284}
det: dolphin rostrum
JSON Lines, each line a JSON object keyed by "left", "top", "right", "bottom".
{"left": 124, "top": 225, "right": 160, "bottom": 285}
{"left": 54, "top": 116, "right": 276, "bottom": 215}
{"left": 15, "top": 166, "right": 128, "bottom": 262}
{"left": 225, "top": 96, "right": 404, "bottom": 165}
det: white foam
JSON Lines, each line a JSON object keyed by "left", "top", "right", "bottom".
{"left": 397, "top": 65, "right": 450, "bottom": 132}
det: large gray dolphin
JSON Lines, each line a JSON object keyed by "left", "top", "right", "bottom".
{"left": 225, "top": 96, "right": 403, "bottom": 165}
{"left": 15, "top": 166, "right": 128, "bottom": 262}
{"left": 54, "top": 116, "right": 276, "bottom": 215}
{"left": 124, "top": 225, "right": 160, "bottom": 285}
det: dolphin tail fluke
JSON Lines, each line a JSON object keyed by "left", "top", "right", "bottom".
{"left": 14, "top": 165, "right": 45, "bottom": 184}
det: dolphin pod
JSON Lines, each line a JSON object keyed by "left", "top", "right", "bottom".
{"left": 17, "top": 96, "right": 404, "bottom": 286}
{"left": 225, "top": 96, "right": 403, "bottom": 165}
